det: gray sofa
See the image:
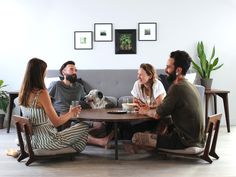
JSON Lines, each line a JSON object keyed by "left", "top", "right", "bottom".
{"left": 47, "top": 69, "right": 205, "bottom": 106}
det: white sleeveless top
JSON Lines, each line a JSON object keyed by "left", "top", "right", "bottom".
{"left": 131, "top": 79, "right": 166, "bottom": 105}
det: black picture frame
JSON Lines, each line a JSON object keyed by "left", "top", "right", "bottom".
{"left": 138, "top": 22, "right": 157, "bottom": 41}
{"left": 74, "top": 31, "right": 93, "bottom": 50}
{"left": 94, "top": 23, "right": 113, "bottom": 42}
{"left": 115, "top": 29, "right": 136, "bottom": 54}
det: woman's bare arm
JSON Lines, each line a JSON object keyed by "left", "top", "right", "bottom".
{"left": 38, "top": 89, "right": 80, "bottom": 127}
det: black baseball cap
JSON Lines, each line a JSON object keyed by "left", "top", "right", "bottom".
{"left": 59, "top": 61, "right": 75, "bottom": 75}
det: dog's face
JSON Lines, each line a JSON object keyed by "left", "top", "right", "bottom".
{"left": 85, "top": 89, "right": 105, "bottom": 108}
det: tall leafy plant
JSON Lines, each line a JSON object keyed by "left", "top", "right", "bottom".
{"left": 0, "top": 80, "right": 9, "bottom": 113}
{"left": 192, "top": 41, "right": 223, "bottom": 79}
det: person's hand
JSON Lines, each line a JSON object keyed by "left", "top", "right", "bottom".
{"left": 69, "top": 105, "right": 82, "bottom": 118}
{"left": 138, "top": 106, "right": 149, "bottom": 115}
{"left": 134, "top": 99, "right": 147, "bottom": 108}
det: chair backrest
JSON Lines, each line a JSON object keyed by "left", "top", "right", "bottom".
{"left": 13, "top": 115, "right": 34, "bottom": 164}
{"left": 157, "top": 113, "right": 222, "bottom": 163}
{"left": 13, "top": 115, "right": 33, "bottom": 136}
{"left": 201, "top": 113, "right": 222, "bottom": 162}
{"left": 206, "top": 113, "right": 222, "bottom": 133}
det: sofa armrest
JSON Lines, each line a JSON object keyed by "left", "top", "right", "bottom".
{"left": 195, "top": 84, "right": 205, "bottom": 103}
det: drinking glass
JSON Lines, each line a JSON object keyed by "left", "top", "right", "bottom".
{"left": 70, "top": 100, "right": 80, "bottom": 117}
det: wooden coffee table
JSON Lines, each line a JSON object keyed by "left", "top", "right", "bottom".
{"left": 79, "top": 108, "right": 151, "bottom": 160}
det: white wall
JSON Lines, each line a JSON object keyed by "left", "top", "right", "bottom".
{"left": 0, "top": 0, "right": 236, "bottom": 125}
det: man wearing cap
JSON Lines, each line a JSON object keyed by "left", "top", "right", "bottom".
{"left": 48, "top": 61, "right": 88, "bottom": 116}
{"left": 48, "top": 61, "right": 114, "bottom": 147}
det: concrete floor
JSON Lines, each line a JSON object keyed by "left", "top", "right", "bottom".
{"left": 0, "top": 126, "right": 235, "bottom": 177}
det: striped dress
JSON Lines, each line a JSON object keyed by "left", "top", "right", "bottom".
{"left": 21, "top": 91, "right": 89, "bottom": 152}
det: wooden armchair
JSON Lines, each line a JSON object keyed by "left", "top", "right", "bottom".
{"left": 157, "top": 113, "right": 222, "bottom": 163}
{"left": 13, "top": 115, "right": 78, "bottom": 166}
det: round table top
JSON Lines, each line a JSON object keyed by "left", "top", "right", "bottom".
{"left": 78, "top": 108, "right": 151, "bottom": 122}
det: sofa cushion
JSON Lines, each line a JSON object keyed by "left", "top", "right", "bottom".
{"left": 158, "top": 74, "right": 171, "bottom": 91}
{"left": 33, "top": 147, "right": 76, "bottom": 156}
{"left": 185, "top": 73, "right": 196, "bottom": 84}
{"left": 45, "top": 77, "right": 60, "bottom": 88}
{"left": 105, "top": 96, "right": 118, "bottom": 108}
{"left": 158, "top": 146, "right": 204, "bottom": 155}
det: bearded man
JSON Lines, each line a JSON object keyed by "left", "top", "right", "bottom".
{"left": 126, "top": 50, "right": 205, "bottom": 153}
{"left": 48, "top": 61, "right": 87, "bottom": 115}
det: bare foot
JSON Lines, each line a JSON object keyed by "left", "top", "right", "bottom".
{"left": 103, "top": 130, "right": 114, "bottom": 149}
{"left": 123, "top": 142, "right": 139, "bottom": 154}
{"left": 6, "top": 149, "right": 20, "bottom": 158}
{"left": 132, "top": 132, "right": 157, "bottom": 148}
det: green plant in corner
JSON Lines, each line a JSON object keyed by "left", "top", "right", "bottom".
{"left": 0, "top": 80, "right": 9, "bottom": 113}
{"left": 191, "top": 41, "right": 223, "bottom": 79}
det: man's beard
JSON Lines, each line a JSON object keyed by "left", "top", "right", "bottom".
{"left": 65, "top": 74, "right": 77, "bottom": 83}
{"left": 167, "top": 70, "right": 177, "bottom": 84}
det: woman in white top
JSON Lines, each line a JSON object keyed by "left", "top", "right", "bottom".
{"left": 120, "top": 63, "right": 166, "bottom": 140}
{"left": 131, "top": 63, "right": 166, "bottom": 108}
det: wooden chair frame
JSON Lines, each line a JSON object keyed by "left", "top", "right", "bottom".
{"left": 158, "top": 113, "right": 222, "bottom": 163}
{"left": 13, "top": 115, "right": 78, "bottom": 166}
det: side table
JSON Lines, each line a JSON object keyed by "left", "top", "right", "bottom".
{"left": 205, "top": 89, "right": 230, "bottom": 132}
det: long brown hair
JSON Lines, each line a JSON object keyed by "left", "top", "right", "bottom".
{"left": 140, "top": 63, "right": 158, "bottom": 97}
{"left": 19, "top": 58, "right": 47, "bottom": 107}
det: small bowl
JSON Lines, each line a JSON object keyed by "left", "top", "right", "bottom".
{"left": 122, "top": 103, "right": 137, "bottom": 111}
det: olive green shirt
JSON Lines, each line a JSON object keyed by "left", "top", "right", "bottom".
{"left": 156, "top": 79, "right": 205, "bottom": 147}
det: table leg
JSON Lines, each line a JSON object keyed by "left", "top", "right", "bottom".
{"left": 114, "top": 122, "right": 118, "bottom": 160}
{"left": 213, "top": 95, "right": 217, "bottom": 114}
{"left": 205, "top": 93, "right": 210, "bottom": 129}
{"left": 217, "top": 93, "right": 230, "bottom": 132}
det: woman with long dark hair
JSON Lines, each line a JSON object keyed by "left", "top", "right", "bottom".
{"left": 19, "top": 58, "right": 88, "bottom": 152}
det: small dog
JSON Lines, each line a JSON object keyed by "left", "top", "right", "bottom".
{"left": 84, "top": 89, "right": 115, "bottom": 141}
{"left": 85, "top": 89, "right": 115, "bottom": 109}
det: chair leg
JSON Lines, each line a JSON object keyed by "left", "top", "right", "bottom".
{"left": 25, "top": 157, "right": 35, "bottom": 166}
{"left": 209, "top": 151, "right": 219, "bottom": 159}
{"left": 17, "top": 152, "right": 29, "bottom": 162}
{"left": 209, "top": 121, "right": 220, "bottom": 160}
{"left": 200, "top": 154, "right": 213, "bottom": 163}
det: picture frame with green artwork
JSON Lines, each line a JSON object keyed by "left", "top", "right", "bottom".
{"left": 74, "top": 31, "right": 93, "bottom": 50}
{"left": 138, "top": 22, "right": 157, "bottom": 41}
{"left": 115, "top": 29, "right": 136, "bottom": 54}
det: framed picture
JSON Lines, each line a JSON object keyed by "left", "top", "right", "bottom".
{"left": 115, "top": 29, "right": 136, "bottom": 54}
{"left": 74, "top": 31, "right": 93, "bottom": 50}
{"left": 138, "top": 22, "right": 157, "bottom": 41}
{"left": 94, "top": 23, "right": 113, "bottom": 42}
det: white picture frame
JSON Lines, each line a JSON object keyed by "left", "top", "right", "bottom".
{"left": 74, "top": 31, "right": 93, "bottom": 50}
{"left": 138, "top": 22, "right": 157, "bottom": 41}
{"left": 94, "top": 23, "right": 113, "bottom": 42}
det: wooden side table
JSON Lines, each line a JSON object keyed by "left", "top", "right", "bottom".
{"left": 205, "top": 89, "right": 230, "bottom": 132}
{"left": 6, "top": 91, "right": 19, "bottom": 133}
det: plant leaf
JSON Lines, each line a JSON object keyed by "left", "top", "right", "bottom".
{"left": 212, "top": 57, "right": 219, "bottom": 67}
{"left": 212, "top": 63, "right": 224, "bottom": 71}
{"left": 210, "top": 46, "right": 215, "bottom": 60}
{"left": 191, "top": 60, "right": 204, "bottom": 78}
{"left": 192, "top": 41, "right": 223, "bottom": 79}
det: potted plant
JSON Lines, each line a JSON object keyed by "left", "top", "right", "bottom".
{"left": 0, "top": 80, "right": 9, "bottom": 129}
{"left": 191, "top": 41, "right": 223, "bottom": 89}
